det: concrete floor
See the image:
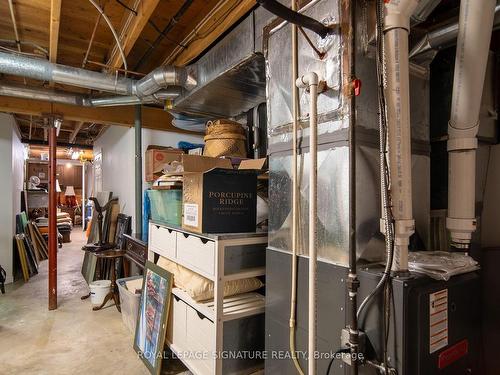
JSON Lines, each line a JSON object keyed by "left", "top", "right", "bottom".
{"left": 0, "top": 230, "right": 150, "bottom": 375}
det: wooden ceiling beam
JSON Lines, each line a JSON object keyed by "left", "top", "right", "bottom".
{"left": 69, "top": 121, "right": 84, "bottom": 143}
{"left": 107, "top": 0, "right": 161, "bottom": 69}
{"left": 0, "top": 96, "right": 200, "bottom": 134}
{"left": 162, "top": 0, "right": 256, "bottom": 67}
{"left": 49, "top": 0, "right": 62, "bottom": 63}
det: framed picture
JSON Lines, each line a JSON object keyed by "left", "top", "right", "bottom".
{"left": 114, "top": 214, "right": 131, "bottom": 250}
{"left": 134, "top": 261, "right": 173, "bottom": 375}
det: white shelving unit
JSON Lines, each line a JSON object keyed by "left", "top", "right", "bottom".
{"left": 148, "top": 221, "right": 267, "bottom": 375}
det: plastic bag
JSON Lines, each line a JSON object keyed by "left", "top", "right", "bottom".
{"left": 408, "top": 251, "right": 479, "bottom": 281}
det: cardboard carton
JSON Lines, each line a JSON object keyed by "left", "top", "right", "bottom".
{"left": 145, "top": 146, "right": 183, "bottom": 182}
{"left": 180, "top": 157, "right": 266, "bottom": 234}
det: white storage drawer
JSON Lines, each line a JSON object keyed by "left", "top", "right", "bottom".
{"left": 149, "top": 224, "right": 176, "bottom": 259}
{"left": 167, "top": 295, "right": 187, "bottom": 349}
{"left": 185, "top": 303, "right": 215, "bottom": 374}
{"left": 176, "top": 233, "right": 215, "bottom": 277}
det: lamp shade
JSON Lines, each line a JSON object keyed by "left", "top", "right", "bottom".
{"left": 64, "top": 186, "right": 76, "bottom": 196}
{"left": 55, "top": 179, "right": 61, "bottom": 193}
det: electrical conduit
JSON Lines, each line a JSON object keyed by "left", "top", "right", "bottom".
{"left": 447, "top": 0, "right": 496, "bottom": 249}
{"left": 296, "top": 72, "right": 319, "bottom": 375}
{"left": 289, "top": 0, "right": 304, "bottom": 373}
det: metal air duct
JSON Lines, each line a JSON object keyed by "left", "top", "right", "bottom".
{"left": 411, "top": 0, "right": 442, "bottom": 25}
{"left": 0, "top": 51, "right": 194, "bottom": 103}
{"left": 410, "top": 3, "right": 500, "bottom": 62}
{"left": 0, "top": 83, "right": 181, "bottom": 108}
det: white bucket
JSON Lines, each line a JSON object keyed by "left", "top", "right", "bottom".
{"left": 89, "top": 280, "right": 111, "bottom": 306}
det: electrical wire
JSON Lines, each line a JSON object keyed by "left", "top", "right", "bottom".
{"left": 134, "top": 0, "right": 195, "bottom": 71}
{"left": 357, "top": 2, "right": 397, "bottom": 373}
{"left": 325, "top": 348, "right": 350, "bottom": 375}
{"left": 382, "top": 280, "right": 393, "bottom": 374}
{"left": 356, "top": 0, "right": 395, "bottom": 322}
{"left": 112, "top": 0, "right": 186, "bottom": 49}
{"left": 162, "top": 0, "right": 244, "bottom": 65}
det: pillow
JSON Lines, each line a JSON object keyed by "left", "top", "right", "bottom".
{"left": 157, "top": 256, "right": 263, "bottom": 302}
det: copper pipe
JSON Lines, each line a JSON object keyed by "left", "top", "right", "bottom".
{"left": 48, "top": 124, "right": 58, "bottom": 310}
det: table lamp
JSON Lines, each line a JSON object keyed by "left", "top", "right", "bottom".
{"left": 65, "top": 185, "right": 76, "bottom": 207}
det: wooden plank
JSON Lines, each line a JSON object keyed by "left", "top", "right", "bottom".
{"left": 162, "top": 0, "right": 256, "bottom": 66}
{"left": 69, "top": 121, "right": 84, "bottom": 143}
{"left": 0, "top": 96, "right": 201, "bottom": 134}
{"left": 107, "top": 0, "right": 160, "bottom": 69}
{"left": 49, "top": 0, "right": 62, "bottom": 63}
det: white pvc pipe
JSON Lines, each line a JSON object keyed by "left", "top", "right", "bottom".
{"left": 447, "top": 0, "right": 496, "bottom": 248}
{"left": 296, "top": 72, "right": 318, "bottom": 375}
{"left": 383, "top": 0, "right": 419, "bottom": 272}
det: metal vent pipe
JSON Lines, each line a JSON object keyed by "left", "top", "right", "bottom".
{"left": 0, "top": 51, "right": 195, "bottom": 102}
{"left": 0, "top": 83, "right": 182, "bottom": 107}
{"left": 410, "top": 4, "right": 500, "bottom": 60}
{"left": 411, "top": 0, "right": 442, "bottom": 25}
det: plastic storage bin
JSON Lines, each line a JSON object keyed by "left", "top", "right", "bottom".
{"left": 147, "top": 189, "right": 182, "bottom": 226}
{"left": 117, "top": 276, "right": 143, "bottom": 334}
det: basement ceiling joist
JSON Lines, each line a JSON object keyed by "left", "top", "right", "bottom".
{"left": 0, "top": 96, "right": 198, "bottom": 134}
{"left": 0, "top": 0, "right": 257, "bottom": 144}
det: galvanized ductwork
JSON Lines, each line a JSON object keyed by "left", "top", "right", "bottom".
{"left": 410, "top": 3, "right": 500, "bottom": 62}
{"left": 0, "top": 83, "right": 182, "bottom": 108}
{"left": 411, "top": 0, "right": 442, "bottom": 25}
{"left": 0, "top": 51, "right": 194, "bottom": 105}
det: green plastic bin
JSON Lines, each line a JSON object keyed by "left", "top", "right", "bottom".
{"left": 147, "top": 189, "right": 182, "bottom": 226}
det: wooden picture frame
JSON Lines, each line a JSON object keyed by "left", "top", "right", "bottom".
{"left": 115, "top": 214, "right": 131, "bottom": 250}
{"left": 134, "top": 261, "right": 173, "bottom": 375}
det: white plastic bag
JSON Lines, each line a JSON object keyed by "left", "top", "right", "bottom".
{"left": 408, "top": 251, "right": 479, "bottom": 281}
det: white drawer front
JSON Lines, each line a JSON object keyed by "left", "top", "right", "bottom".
{"left": 186, "top": 306, "right": 215, "bottom": 374}
{"left": 176, "top": 233, "right": 215, "bottom": 276}
{"left": 167, "top": 295, "right": 187, "bottom": 348}
{"left": 149, "top": 224, "right": 176, "bottom": 259}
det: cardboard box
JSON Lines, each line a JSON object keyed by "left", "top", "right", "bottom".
{"left": 27, "top": 162, "right": 49, "bottom": 182}
{"left": 180, "top": 156, "right": 266, "bottom": 234}
{"left": 145, "top": 146, "right": 183, "bottom": 182}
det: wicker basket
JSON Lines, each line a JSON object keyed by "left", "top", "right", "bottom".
{"left": 203, "top": 120, "right": 247, "bottom": 158}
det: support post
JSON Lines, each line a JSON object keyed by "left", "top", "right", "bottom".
{"left": 48, "top": 123, "right": 57, "bottom": 310}
{"left": 135, "top": 105, "right": 143, "bottom": 235}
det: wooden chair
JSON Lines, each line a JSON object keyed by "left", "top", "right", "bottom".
{"left": 82, "top": 214, "right": 132, "bottom": 311}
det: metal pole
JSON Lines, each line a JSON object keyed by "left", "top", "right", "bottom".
{"left": 346, "top": 0, "right": 359, "bottom": 373}
{"left": 135, "top": 105, "right": 142, "bottom": 235}
{"left": 48, "top": 123, "right": 57, "bottom": 310}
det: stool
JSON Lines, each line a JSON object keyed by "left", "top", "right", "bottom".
{"left": 91, "top": 249, "right": 125, "bottom": 312}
